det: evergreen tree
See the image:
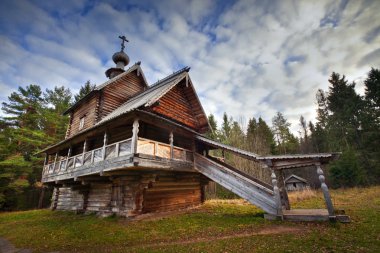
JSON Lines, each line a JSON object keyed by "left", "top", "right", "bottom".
{"left": 206, "top": 114, "right": 219, "bottom": 141}
{"left": 43, "top": 86, "right": 72, "bottom": 141}
{"left": 361, "top": 68, "right": 380, "bottom": 183}
{"left": 272, "top": 112, "right": 299, "bottom": 154}
{"left": 74, "top": 81, "right": 95, "bottom": 102}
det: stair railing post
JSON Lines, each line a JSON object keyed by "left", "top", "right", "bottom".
{"left": 316, "top": 163, "right": 335, "bottom": 216}
{"left": 271, "top": 169, "right": 283, "bottom": 216}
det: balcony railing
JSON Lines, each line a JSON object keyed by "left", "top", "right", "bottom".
{"left": 43, "top": 137, "right": 193, "bottom": 176}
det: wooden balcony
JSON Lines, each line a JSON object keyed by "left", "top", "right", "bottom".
{"left": 42, "top": 137, "right": 195, "bottom": 183}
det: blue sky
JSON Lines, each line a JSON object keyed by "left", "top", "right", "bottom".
{"left": 0, "top": 0, "right": 379, "bottom": 134}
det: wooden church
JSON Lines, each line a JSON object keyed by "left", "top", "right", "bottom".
{"left": 41, "top": 37, "right": 347, "bottom": 221}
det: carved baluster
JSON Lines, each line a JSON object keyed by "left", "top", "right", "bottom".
{"left": 317, "top": 164, "right": 335, "bottom": 216}
{"left": 131, "top": 119, "right": 139, "bottom": 154}
{"left": 169, "top": 131, "right": 174, "bottom": 159}
{"left": 271, "top": 169, "right": 282, "bottom": 215}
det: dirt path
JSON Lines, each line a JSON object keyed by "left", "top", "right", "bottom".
{"left": 0, "top": 237, "right": 32, "bottom": 253}
{"left": 130, "top": 225, "right": 306, "bottom": 250}
{"left": 0, "top": 238, "right": 59, "bottom": 253}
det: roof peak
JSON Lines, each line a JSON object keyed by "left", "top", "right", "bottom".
{"left": 150, "top": 66, "right": 190, "bottom": 88}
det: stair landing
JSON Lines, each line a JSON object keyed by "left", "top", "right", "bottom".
{"left": 283, "top": 209, "right": 330, "bottom": 221}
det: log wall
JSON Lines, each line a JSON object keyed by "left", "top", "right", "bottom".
{"left": 151, "top": 82, "right": 199, "bottom": 130}
{"left": 86, "top": 183, "right": 112, "bottom": 213}
{"left": 65, "top": 70, "right": 145, "bottom": 139}
{"left": 99, "top": 71, "right": 146, "bottom": 120}
{"left": 143, "top": 173, "right": 202, "bottom": 213}
{"left": 54, "top": 187, "right": 85, "bottom": 211}
{"left": 50, "top": 171, "right": 206, "bottom": 217}
{"left": 67, "top": 95, "right": 98, "bottom": 138}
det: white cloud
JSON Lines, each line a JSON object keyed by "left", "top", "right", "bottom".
{"left": 0, "top": 0, "right": 379, "bottom": 136}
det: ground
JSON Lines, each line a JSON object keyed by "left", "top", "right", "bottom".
{"left": 0, "top": 187, "right": 379, "bottom": 253}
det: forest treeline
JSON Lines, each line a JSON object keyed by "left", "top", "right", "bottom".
{"left": 0, "top": 69, "right": 379, "bottom": 210}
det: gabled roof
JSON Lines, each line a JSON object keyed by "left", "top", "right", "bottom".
{"left": 285, "top": 174, "right": 308, "bottom": 184}
{"left": 96, "top": 66, "right": 208, "bottom": 130}
{"left": 63, "top": 62, "right": 148, "bottom": 115}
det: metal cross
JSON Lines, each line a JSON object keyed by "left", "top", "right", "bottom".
{"left": 118, "top": 35, "right": 129, "bottom": 51}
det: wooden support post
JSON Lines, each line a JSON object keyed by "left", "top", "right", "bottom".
{"left": 169, "top": 131, "right": 174, "bottom": 159}
{"left": 102, "top": 132, "right": 108, "bottom": 160}
{"left": 53, "top": 153, "right": 58, "bottom": 172}
{"left": 82, "top": 139, "right": 88, "bottom": 165}
{"left": 65, "top": 147, "right": 72, "bottom": 171}
{"left": 275, "top": 169, "right": 290, "bottom": 210}
{"left": 317, "top": 164, "right": 335, "bottom": 216}
{"left": 44, "top": 153, "right": 49, "bottom": 166}
{"left": 43, "top": 153, "right": 49, "bottom": 175}
{"left": 271, "top": 169, "right": 283, "bottom": 215}
{"left": 131, "top": 119, "right": 139, "bottom": 154}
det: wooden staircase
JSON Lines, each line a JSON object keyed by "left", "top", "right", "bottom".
{"left": 194, "top": 153, "right": 279, "bottom": 215}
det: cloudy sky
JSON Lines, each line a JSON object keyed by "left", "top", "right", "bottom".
{"left": 0, "top": 0, "right": 379, "bottom": 134}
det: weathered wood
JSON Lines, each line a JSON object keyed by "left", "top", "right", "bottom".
{"left": 194, "top": 154, "right": 277, "bottom": 214}
{"left": 271, "top": 170, "right": 283, "bottom": 215}
{"left": 274, "top": 169, "right": 290, "bottom": 210}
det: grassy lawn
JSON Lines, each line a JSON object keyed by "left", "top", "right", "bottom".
{"left": 0, "top": 186, "right": 379, "bottom": 252}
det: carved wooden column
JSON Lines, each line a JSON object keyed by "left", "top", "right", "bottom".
{"left": 53, "top": 153, "right": 58, "bottom": 172}
{"left": 169, "top": 131, "right": 174, "bottom": 159}
{"left": 43, "top": 153, "right": 49, "bottom": 175}
{"left": 131, "top": 119, "right": 139, "bottom": 154}
{"left": 271, "top": 169, "right": 283, "bottom": 215}
{"left": 274, "top": 169, "right": 290, "bottom": 210}
{"left": 102, "top": 132, "right": 108, "bottom": 160}
{"left": 316, "top": 163, "right": 335, "bottom": 216}
{"left": 44, "top": 153, "right": 49, "bottom": 166}
{"left": 82, "top": 139, "right": 88, "bottom": 165}
{"left": 65, "top": 147, "right": 72, "bottom": 170}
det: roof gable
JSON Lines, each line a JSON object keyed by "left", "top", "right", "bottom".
{"left": 285, "top": 174, "right": 308, "bottom": 183}
{"left": 64, "top": 62, "right": 148, "bottom": 115}
{"left": 96, "top": 67, "right": 209, "bottom": 133}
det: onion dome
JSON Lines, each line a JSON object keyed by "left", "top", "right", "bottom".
{"left": 105, "top": 35, "right": 130, "bottom": 79}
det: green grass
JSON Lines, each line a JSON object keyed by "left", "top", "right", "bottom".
{"left": 0, "top": 186, "right": 379, "bottom": 252}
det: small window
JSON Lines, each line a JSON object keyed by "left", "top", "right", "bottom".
{"left": 79, "top": 116, "right": 86, "bottom": 130}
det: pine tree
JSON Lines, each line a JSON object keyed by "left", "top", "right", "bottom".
{"left": 74, "top": 81, "right": 95, "bottom": 102}
{"left": 272, "top": 112, "right": 299, "bottom": 154}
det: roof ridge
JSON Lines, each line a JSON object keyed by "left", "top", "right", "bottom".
{"left": 149, "top": 66, "right": 190, "bottom": 88}
{"left": 95, "top": 61, "right": 141, "bottom": 90}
